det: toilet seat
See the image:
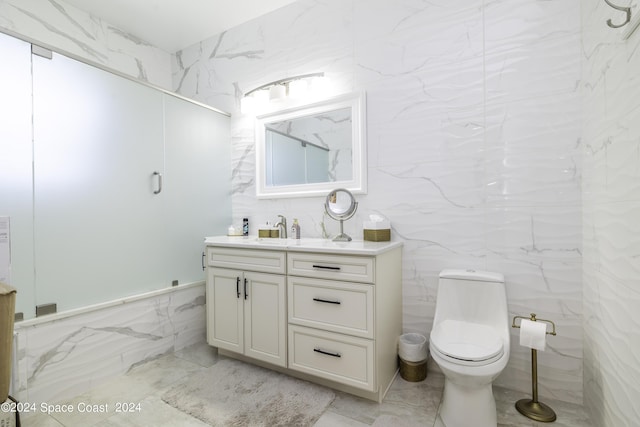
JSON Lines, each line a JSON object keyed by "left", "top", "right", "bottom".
{"left": 431, "top": 319, "right": 504, "bottom": 366}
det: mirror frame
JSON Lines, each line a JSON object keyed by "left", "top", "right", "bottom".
{"left": 255, "top": 91, "right": 366, "bottom": 199}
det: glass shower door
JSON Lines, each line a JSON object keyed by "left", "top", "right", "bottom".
{"left": 0, "top": 33, "right": 35, "bottom": 318}
{"left": 32, "top": 51, "right": 167, "bottom": 311}
{"left": 162, "top": 94, "right": 231, "bottom": 286}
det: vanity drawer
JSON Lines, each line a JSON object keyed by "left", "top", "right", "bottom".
{"left": 288, "top": 325, "right": 375, "bottom": 391}
{"left": 287, "top": 252, "right": 374, "bottom": 283}
{"left": 288, "top": 276, "right": 373, "bottom": 339}
{"left": 207, "top": 247, "right": 286, "bottom": 274}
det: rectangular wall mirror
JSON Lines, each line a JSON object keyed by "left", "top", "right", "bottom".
{"left": 255, "top": 92, "right": 366, "bottom": 198}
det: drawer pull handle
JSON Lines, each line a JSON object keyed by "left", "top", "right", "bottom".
{"left": 313, "top": 297, "right": 341, "bottom": 305}
{"left": 312, "top": 264, "right": 341, "bottom": 271}
{"left": 236, "top": 277, "right": 241, "bottom": 299}
{"left": 313, "top": 348, "right": 342, "bottom": 358}
{"left": 244, "top": 278, "right": 248, "bottom": 300}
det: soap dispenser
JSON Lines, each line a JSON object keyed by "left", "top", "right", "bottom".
{"left": 291, "top": 218, "right": 300, "bottom": 239}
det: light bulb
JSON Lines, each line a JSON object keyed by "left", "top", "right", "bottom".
{"left": 269, "top": 84, "right": 286, "bottom": 100}
{"left": 288, "top": 79, "right": 309, "bottom": 99}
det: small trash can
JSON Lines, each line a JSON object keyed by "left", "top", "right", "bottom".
{"left": 398, "top": 333, "right": 428, "bottom": 382}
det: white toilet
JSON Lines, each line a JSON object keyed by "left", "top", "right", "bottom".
{"left": 429, "top": 269, "right": 510, "bottom": 427}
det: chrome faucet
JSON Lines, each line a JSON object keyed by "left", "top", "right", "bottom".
{"left": 275, "top": 215, "right": 287, "bottom": 238}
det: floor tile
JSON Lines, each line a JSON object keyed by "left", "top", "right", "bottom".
{"left": 21, "top": 343, "right": 593, "bottom": 427}
{"left": 19, "top": 412, "right": 64, "bottom": 427}
{"left": 174, "top": 341, "right": 221, "bottom": 368}
{"left": 313, "top": 410, "right": 370, "bottom": 427}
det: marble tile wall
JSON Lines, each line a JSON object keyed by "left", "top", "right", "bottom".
{"left": 581, "top": 1, "right": 640, "bottom": 426}
{"left": 12, "top": 284, "right": 207, "bottom": 405}
{"left": 173, "top": 0, "right": 584, "bottom": 404}
{"left": 0, "top": 0, "right": 172, "bottom": 89}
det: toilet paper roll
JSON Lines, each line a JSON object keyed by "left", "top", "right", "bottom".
{"left": 519, "top": 319, "right": 547, "bottom": 351}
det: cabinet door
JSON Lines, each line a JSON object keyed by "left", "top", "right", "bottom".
{"left": 244, "top": 271, "right": 286, "bottom": 367}
{"left": 207, "top": 268, "right": 244, "bottom": 353}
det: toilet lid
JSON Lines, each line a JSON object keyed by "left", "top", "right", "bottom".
{"left": 430, "top": 320, "right": 503, "bottom": 364}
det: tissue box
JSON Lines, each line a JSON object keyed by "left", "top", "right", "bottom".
{"left": 258, "top": 227, "right": 279, "bottom": 238}
{"left": 258, "top": 228, "right": 271, "bottom": 238}
{"left": 363, "top": 229, "right": 390, "bottom": 241}
{"left": 363, "top": 219, "right": 391, "bottom": 242}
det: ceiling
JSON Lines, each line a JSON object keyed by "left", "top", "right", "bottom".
{"left": 63, "top": 0, "right": 298, "bottom": 52}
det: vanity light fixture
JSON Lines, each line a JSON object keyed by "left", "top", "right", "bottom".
{"left": 241, "top": 72, "right": 325, "bottom": 114}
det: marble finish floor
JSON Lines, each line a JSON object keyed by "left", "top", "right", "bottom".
{"left": 20, "top": 342, "right": 592, "bottom": 427}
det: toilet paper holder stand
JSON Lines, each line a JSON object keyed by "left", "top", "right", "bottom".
{"left": 511, "top": 313, "right": 557, "bottom": 423}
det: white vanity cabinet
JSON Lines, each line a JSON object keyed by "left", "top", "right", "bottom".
{"left": 204, "top": 237, "right": 402, "bottom": 402}
{"left": 206, "top": 247, "right": 287, "bottom": 367}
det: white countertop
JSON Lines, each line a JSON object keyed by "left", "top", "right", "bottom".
{"left": 204, "top": 235, "right": 402, "bottom": 256}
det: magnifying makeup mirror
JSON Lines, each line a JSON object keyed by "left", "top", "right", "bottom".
{"left": 325, "top": 188, "right": 358, "bottom": 241}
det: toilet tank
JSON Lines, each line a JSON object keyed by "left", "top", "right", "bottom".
{"left": 433, "top": 269, "right": 508, "bottom": 331}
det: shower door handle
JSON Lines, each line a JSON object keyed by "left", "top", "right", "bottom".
{"left": 153, "top": 171, "right": 162, "bottom": 194}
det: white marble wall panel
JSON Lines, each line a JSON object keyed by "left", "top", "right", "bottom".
{"left": 0, "top": 0, "right": 171, "bottom": 88}
{"left": 484, "top": 0, "right": 581, "bottom": 49}
{"left": 583, "top": 265, "right": 640, "bottom": 426}
{"left": 582, "top": 0, "right": 640, "bottom": 426}
{"left": 484, "top": 94, "right": 582, "bottom": 207}
{"left": 485, "top": 206, "right": 582, "bottom": 261}
{"left": 584, "top": 121, "right": 640, "bottom": 204}
{"left": 13, "top": 284, "right": 206, "bottom": 405}
{"left": 590, "top": 202, "right": 640, "bottom": 286}
{"left": 354, "top": 0, "right": 484, "bottom": 50}
{"left": 173, "top": 0, "right": 583, "bottom": 404}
